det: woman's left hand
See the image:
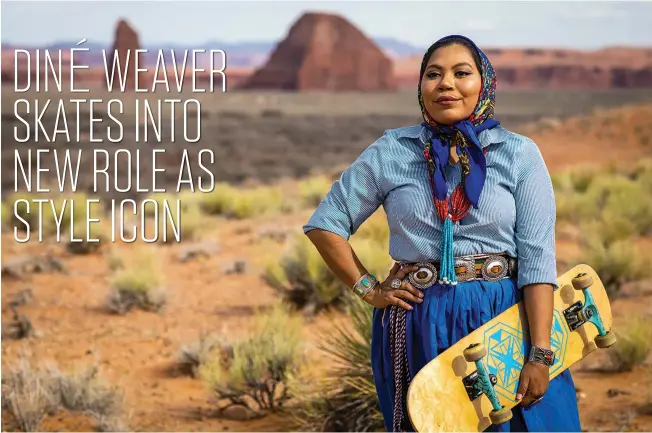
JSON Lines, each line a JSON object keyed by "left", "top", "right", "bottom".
{"left": 515, "top": 361, "right": 550, "bottom": 407}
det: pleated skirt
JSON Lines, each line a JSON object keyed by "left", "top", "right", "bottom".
{"left": 370, "top": 276, "right": 582, "bottom": 432}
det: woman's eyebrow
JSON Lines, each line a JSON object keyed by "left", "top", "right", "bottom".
{"left": 427, "top": 61, "right": 473, "bottom": 70}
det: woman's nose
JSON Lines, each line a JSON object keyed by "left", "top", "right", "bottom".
{"left": 437, "top": 73, "right": 454, "bottom": 91}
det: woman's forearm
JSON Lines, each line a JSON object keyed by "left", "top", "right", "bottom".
{"left": 305, "top": 229, "right": 368, "bottom": 288}
{"left": 523, "top": 283, "right": 554, "bottom": 350}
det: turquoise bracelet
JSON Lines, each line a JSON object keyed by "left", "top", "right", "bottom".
{"left": 352, "top": 273, "right": 378, "bottom": 298}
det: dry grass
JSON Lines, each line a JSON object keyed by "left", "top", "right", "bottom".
{"left": 178, "top": 332, "right": 229, "bottom": 378}
{"left": 289, "top": 299, "right": 383, "bottom": 432}
{"left": 198, "top": 303, "right": 305, "bottom": 416}
{"left": 1, "top": 357, "right": 127, "bottom": 432}
{"left": 608, "top": 317, "right": 652, "bottom": 372}
{"left": 297, "top": 175, "right": 333, "bottom": 207}
{"left": 264, "top": 208, "right": 392, "bottom": 315}
{"left": 200, "top": 183, "right": 289, "bottom": 220}
{"left": 106, "top": 246, "right": 167, "bottom": 314}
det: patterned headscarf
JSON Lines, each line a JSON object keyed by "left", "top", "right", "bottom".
{"left": 417, "top": 35, "right": 500, "bottom": 211}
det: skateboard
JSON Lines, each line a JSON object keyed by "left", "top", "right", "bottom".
{"left": 406, "top": 264, "right": 617, "bottom": 432}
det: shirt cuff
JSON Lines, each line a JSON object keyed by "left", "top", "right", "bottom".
{"left": 517, "top": 255, "right": 558, "bottom": 290}
{"left": 302, "top": 202, "right": 353, "bottom": 241}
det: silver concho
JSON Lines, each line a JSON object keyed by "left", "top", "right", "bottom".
{"left": 408, "top": 262, "right": 438, "bottom": 289}
{"left": 481, "top": 255, "right": 509, "bottom": 282}
{"left": 455, "top": 258, "right": 476, "bottom": 282}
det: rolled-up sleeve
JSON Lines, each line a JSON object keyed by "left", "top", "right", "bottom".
{"left": 514, "top": 139, "right": 558, "bottom": 290}
{"left": 302, "top": 134, "right": 388, "bottom": 240}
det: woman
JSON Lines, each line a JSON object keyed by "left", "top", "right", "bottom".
{"left": 303, "top": 35, "right": 581, "bottom": 432}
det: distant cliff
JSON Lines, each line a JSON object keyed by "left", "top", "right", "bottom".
{"left": 3, "top": 18, "right": 652, "bottom": 90}
{"left": 393, "top": 47, "right": 652, "bottom": 90}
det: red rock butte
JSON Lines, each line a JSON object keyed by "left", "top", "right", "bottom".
{"left": 242, "top": 12, "right": 395, "bottom": 92}
{"left": 105, "top": 19, "right": 150, "bottom": 91}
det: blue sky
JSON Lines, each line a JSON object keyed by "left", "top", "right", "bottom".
{"left": 2, "top": 1, "right": 651, "bottom": 48}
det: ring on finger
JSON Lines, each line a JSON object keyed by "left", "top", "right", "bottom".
{"left": 530, "top": 396, "right": 543, "bottom": 406}
{"left": 390, "top": 278, "right": 402, "bottom": 290}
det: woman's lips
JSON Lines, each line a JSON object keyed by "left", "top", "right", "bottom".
{"left": 435, "top": 96, "right": 461, "bottom": 106}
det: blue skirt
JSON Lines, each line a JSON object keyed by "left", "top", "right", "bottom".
{"left": 370, "top": 277, "right": 582, "bottom": 432}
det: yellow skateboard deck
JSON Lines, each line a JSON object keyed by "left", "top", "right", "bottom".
{"left": 406, "top": 264, "right": 616, "bottom": 432}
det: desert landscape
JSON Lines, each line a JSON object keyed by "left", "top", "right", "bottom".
{"left": 2, "top": 10, "right": 652, "bottom": 433}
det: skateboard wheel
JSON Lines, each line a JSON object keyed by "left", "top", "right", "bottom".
{"left": 489, "top": 407, "right": 513, "bottom": 425}
{"left": 594, "top": 330, "right": 617, "bottom": 348}
{"left": 463, "top": 343, "right": 487, "bottom": 362}
{"left": 571, "top": 273, "right": 593, "bottom": 290}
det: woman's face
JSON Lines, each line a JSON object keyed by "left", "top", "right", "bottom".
{"left": 420, "top": 43, "right": 482, "bottom": 125}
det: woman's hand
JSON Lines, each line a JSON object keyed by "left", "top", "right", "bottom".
{"left": 516, "top": 361, "right": 550, "bottom": 407}
{"left": 363, "top": 263, "right": 424, "bottom": 310}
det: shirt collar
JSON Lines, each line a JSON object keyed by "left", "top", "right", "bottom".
{"left": 401, "top": 124, "right": 509, "bottom": 149}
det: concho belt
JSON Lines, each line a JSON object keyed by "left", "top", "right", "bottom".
{"left": 399, "top": 253, "right": 517, "bottom": 289}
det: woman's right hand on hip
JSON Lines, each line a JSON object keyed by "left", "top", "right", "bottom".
{"left": 364, "top": 263, "right": 424, "bottom": 310}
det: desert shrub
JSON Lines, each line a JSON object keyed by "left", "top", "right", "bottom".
{"left": 291, "top": 299, "right": 383, "bottom": 432}
{"left": 1, "top": 306, "right": 34, "bottom": 340}
{"left": 200, "top": 183, "right": 287, "bottom": 219}
{"left": 554, "top": 162, "right": 652, "bottom": 236}
{"left": 198, "top": 303, "right": 305, "bottom": 415}
{"left": 265, "top": 210, "right": 391, "bottom": 315}
{"left": 590, "top": 176, "right": 652, "bottom": 236}
{"left": 298, "top": 175, "right": 332, "bottom": 207}
{"left": 155, "top": 202, "right": 206, "bottom": 244}
{"left": 608, "top": 317, "right": 652, "bottom": 372}
{"left": 1, "top": 357, "right": 126, "bottom": 432}
{"left": 576, "top": 231, "right": 648, "bottom": 298}
{"left": 568, "top": 166, "right": 598, "bottom": 193}
{"left": 178, "top": 333, "right": 230, "bottom": 377}
{"left": 67, "top": 222, "right": 109, "bottom": 255}
{"left": 106, "top": 247, "right": 167, "bottom": 314}
{"left": 264, "top": 234, "right": 349, "bottom": 314}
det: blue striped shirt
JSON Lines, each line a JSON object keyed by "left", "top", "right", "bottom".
{"left": 303, "top": 124, "right": 558, "bottom": 290}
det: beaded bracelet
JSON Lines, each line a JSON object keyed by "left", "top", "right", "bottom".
{"left": 352, "top": 273, "right": 378, "bottom": 299}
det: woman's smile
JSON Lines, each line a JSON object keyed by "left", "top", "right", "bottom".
{"left": 435, "top": 95, "right": 462, "bottom": 106}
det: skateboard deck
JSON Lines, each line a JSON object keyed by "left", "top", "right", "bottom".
{"left": 406, "top": 264, "right": 616, "bottom": 432}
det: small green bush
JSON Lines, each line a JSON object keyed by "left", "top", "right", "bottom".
{"left": 198, "top": 303, "right": 305, "bottom": 415}
{"left": 608, "top": 317, "right": 652, "bottom": 372}
{"left": 200, "top": 183, "right": 287, "bottom": 219}
{"left": 266, "top": 209, "right": 392, "bottom": 315}
{"left": 298, "top": 176, "right": 332, "bottom": 208}
{"left": 577, "top": 233, "right": 648, "bottom": 298}
{"left": 106, "top": 247, "right": 167, "bottom": 314}
{"left": 264, "top": 234, "right": 349, "bottom": 314}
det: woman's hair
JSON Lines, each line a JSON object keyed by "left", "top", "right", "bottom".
{"left": 420, "top": 36, "right": 483, "bottom": 79}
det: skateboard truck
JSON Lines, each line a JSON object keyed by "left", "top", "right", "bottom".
{"left": 563, "top": 273, "right": 617, "bottom": 348}
{"left": 462, "top": 343, "right": 512, "bottom": 425}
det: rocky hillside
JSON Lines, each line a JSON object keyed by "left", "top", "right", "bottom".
{"left": 3, "top": 15, "right": 652, "bottom": 91}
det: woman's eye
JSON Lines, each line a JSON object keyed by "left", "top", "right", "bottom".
{"left": 455, "top": 71, "right": 471, "bottom": 77}
{"left": 427, "top": 72, "right": 440, "bottom": 78}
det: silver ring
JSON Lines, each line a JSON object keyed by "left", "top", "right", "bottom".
{"left": 530, "top": 396, "right": 544, "bottom": 406}
{"left": 390, "top": 279, "right": 402, "bottom": 290}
